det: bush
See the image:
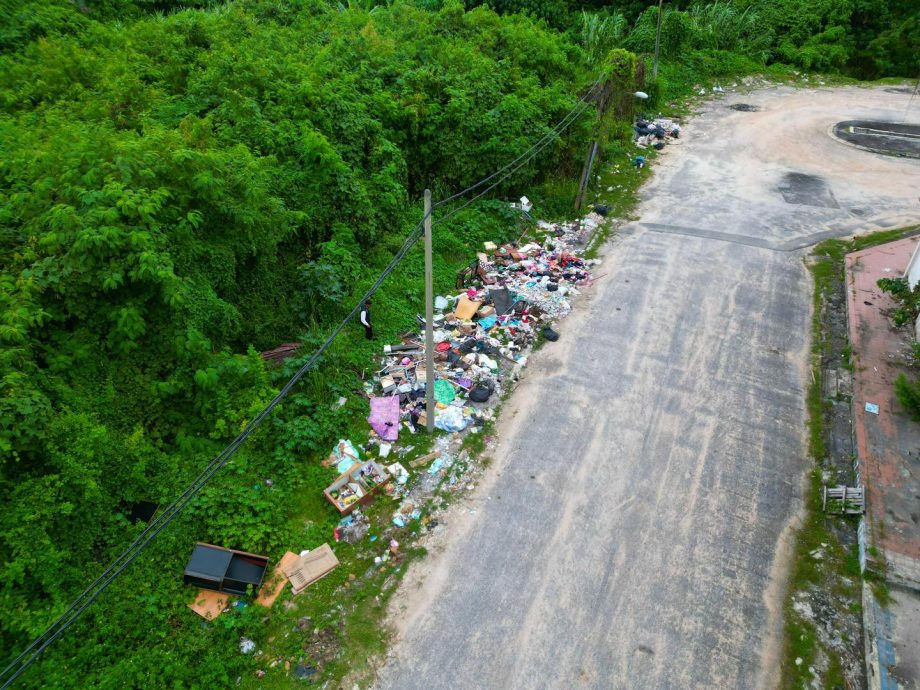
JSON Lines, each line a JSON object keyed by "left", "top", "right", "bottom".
{"left": 895, "top": 373, "right": 920, "bottom": 420}
{"left": 877, "top": 277, "right": 920, "bottom": 327}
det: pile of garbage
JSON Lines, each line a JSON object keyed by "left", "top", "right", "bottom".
{"left": 634, "top": 116, "right": 681, "bottom": 150}
{"left": 366, "top": 217, "right": 599, "bottom": 437}
{"left": 324, "top": 213, "right": 601, "bottom": 541}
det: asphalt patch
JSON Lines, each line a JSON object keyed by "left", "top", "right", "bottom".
{"left": 729, "top": 103, "right": 759, "bottom": 112}
{"left": 777, "top": 172, "right": 840, "bottom": 209}
{"left": 832, "top": 120, "right": 920, "bottom": 158}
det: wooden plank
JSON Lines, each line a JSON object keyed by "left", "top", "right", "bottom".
{"left": 409, "top": 450, "right": 442, "bottom": 468}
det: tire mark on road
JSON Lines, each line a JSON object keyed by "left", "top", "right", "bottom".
{"left": 635, "top": 217, "right": 920, "bottom": 252}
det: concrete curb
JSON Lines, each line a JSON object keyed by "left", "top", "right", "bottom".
{"left": 863, "top": 583, "right": 900, "bottom": 690}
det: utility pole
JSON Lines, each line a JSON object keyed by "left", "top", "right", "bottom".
{"left": 424, "top": 189, "right": 435, "bottom": 433}
{"left": 653, "top": 0, "right": 663, "bottom": 81}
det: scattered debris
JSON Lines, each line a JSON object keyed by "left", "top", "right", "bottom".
{"left": 239, "top": 209, "right": 604, "bottom": 669}
{"left": 324, "top": 439, "right": 361, "bottom": 473}
{"left": 293, "top": 663, "right": 316, "bottom": 680}
{"left": 634, "top": 117, "right": 681, "bottom": 149}
{"left": 335, "top": 511, "right": 370, "bottom": 543}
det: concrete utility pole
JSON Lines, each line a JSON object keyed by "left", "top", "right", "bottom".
{"left": 424, "top": 189, "right": 435, "bottom": 433}
{"left": 653, "top": 0, "right": 663, "bottom": 81}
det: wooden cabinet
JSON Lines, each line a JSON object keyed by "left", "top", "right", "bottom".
{"left": 324, "top": 460, "right": 391, "bottom": 515}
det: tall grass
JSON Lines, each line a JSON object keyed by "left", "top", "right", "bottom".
{"left": 688, "top": 2, "right": 770, "bottom": 59}
{"left": 580, "top": 10, "right": 628, "bottom": 66}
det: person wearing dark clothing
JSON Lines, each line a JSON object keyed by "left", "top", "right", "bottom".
{"left": 360, "top": 300, "right": 373, "bottom": 340}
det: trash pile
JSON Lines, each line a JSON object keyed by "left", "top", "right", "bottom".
{"left": 324, "top": 213, "right": 602, "bottom": 539}
{"left": 634, "top": 116, "right": 681, "bottom": 150}
{"left": 366, "top": 217, "right": 599, "bottom": 439}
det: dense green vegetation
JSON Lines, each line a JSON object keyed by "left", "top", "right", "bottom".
{"left": 875, "top": 277, "right": 920, "bottom": 419}
{"left": 0, "top": 1, "right": 598, "bottom": 685}
{"left": 0, "top": 0, "right": 916, "bottom": 686}
{"left": 479, "top": 0, "right": 919, "bottom": 79}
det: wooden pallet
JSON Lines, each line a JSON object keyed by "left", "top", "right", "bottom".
{"left": 822, "top": 485, "right": 865, "bottom": 515}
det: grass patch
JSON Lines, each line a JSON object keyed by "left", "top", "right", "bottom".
{"left": 460, "top": 417, "right": 495, "bottom": 457}
{"left": 582, "top": 142, "right": 657, "bottom": 259}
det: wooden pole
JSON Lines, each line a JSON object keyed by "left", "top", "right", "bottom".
{"left": 424, "top": 189, "right": 435, "bottom": 433}
{"left": 653, "top": 0, "right": 663, "bottom": 81}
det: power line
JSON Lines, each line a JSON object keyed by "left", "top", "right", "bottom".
{"left": 0, "top": 218, "right": 428, "bottom": 690}
{"left": 433, "top": 77, "right": 603, "bottom": 209}
{"left": 0, "top": 73, "right": 603, "bottom": 688}
{"left": 434, "top": 98, "right": 596, "bottom": 226}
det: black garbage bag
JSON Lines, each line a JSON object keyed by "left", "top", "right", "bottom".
{"left": 594, "top": 204, "right": 609, "bottom": 217}
{"left": 468, "top": 385, "right": 491, "bottom": 403}
{"left": 542, "top": 326, "right": 559, "bottom": 342}
{"left": 546, "top": 282, "right": 558, "bottom": 292}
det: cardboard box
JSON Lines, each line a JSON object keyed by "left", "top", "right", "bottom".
{"left": 454, "top": 296, "right": 481, "bottom": 320}
{"left": 477, "top": 305, "right": 496, "bottom": 318}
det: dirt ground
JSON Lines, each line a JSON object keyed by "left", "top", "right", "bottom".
{"left": 373, "top": 85, "right": 920, "bottom": 690}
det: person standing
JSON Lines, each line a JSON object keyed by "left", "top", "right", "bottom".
{"left": 360, "top": 300, "right": 373, "bottom": 340}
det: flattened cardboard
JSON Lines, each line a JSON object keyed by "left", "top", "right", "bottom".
{"left": 188, "top": 589, "right": 229, "bottom": 620}
{"left": 284, "top": 543, "right": 340, "bottom": 595}
{"left": 255, "top": 551, "right": 300, "bottom": 608}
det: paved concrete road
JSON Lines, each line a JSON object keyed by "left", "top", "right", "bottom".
{"left": 375, "top": 87, "right": 920, "bottom": 690}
